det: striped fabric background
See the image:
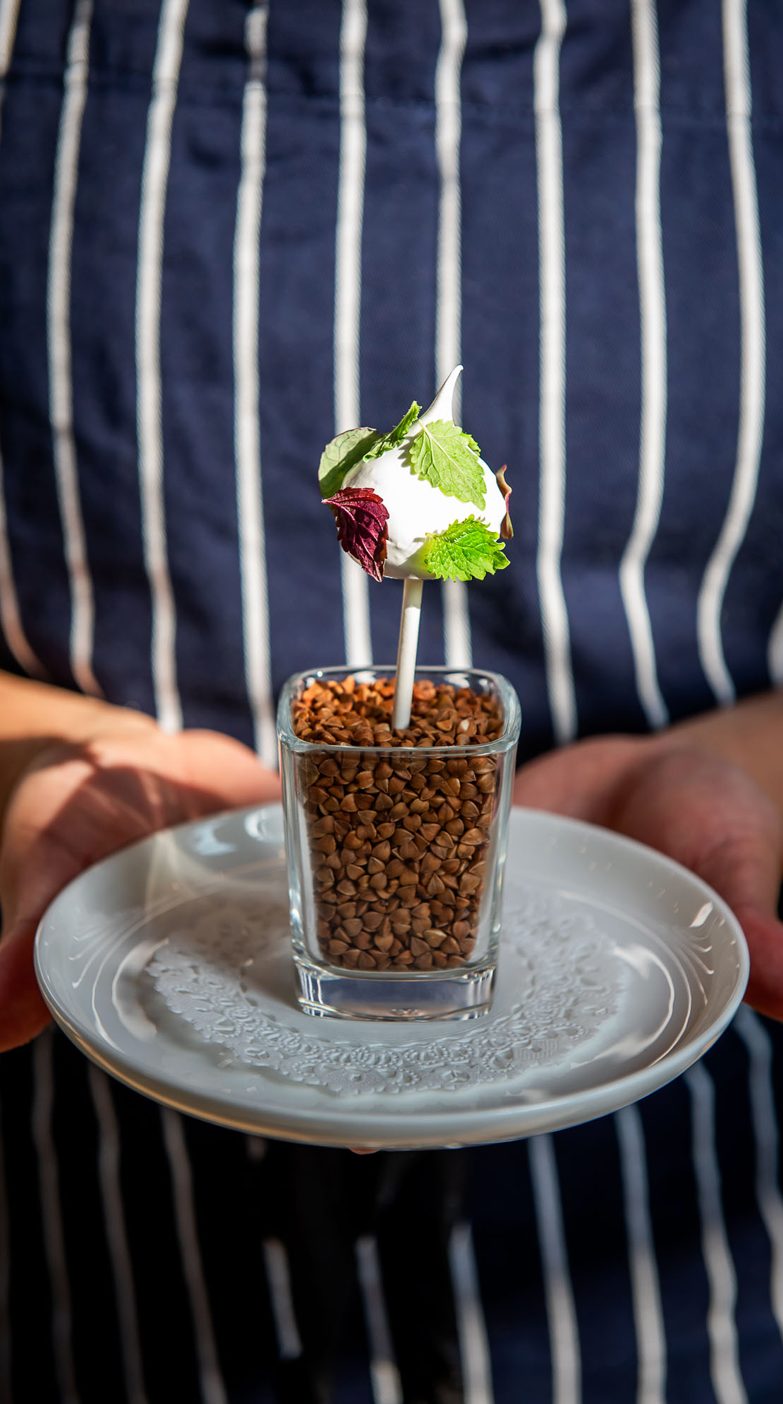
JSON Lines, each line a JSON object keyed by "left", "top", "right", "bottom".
{"left": 0, "top": 0, "right": 782, "bottom": 1399}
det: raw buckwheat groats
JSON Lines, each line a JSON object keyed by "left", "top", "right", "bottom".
{"left": 292, "top": 676, "right": 504, "bottom": 972}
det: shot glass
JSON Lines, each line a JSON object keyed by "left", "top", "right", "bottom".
{"left": 277, "top": 665, "right": 521, "bottom": 1020}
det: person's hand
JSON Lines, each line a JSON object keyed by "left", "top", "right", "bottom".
{"left": 513, "top": 735, "right": 783, "bottom": 1019}
{"left": 0, "top": 721, "right": 280, "bottom": 1050}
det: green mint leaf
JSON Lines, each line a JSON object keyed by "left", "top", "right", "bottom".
{"left": 406, "top": 420, "right": 486, "bottom": 509}
{"left": 318, "top": 426, "right": 381, "bottom": 499}
{"left": 421, "top": 517, "right": 510, "bottom": 583}
{"left": 362, "top": 401, "right": 421, "bottom": 461}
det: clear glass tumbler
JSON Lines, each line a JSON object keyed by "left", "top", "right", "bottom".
{"left": 278, "top": 665, "right": 521, "bottom": 1020}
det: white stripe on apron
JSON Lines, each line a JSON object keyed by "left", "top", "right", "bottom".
{"left": 136, "top": 0, "right": 190, "bottom": 732}
{"left": 616, "top": 1105, "right": 667, "bottom": 1404}
{"left": 697, "top": 0, "right": 766, "bottom": 704}
{"left": 356, "top": 1233, "right": 403, "bottom": 1404}
{"left": 161, "top": 1109, "right": 227, "bottom": 1404}
{"left": 262, "top": 1237, "right": 303, "bottom": 1361}
{"left": 686, "top": 1063, "right": 747, "bottom": 1404}
{"left": 530, "top": 1134, "right": 581, "bottom": 1404}
{"left": 87, "top": 1066, "right": 149, "bottom": 1404}
{"left": 734, "top": 1009, "right": 783, "bottom": 1346}
{"left": 47, "top": 0, "right": 101, "bottom": 698}
{"left": 436, "top": 0, "right": 471, "bottom": 670}
{"left": 335, "top": 0, "right": 372, "bottom": 667}
{"left": 534, "top": 0, "right": 577, "bottom": 744}
{"left": 619, "top": 0, "right": 669, "bottom": 730}
{"left": 233, "top": 1, "right": 276, "bottom": 766}
{"left": 449, "top": 1221, "right": 495, "bottom": 1404}
{"left": 0, "top": 0, "right": 43, "bottom": 678}
{"left": 32, "top": 1033, "right": 80, "bottom": 1404}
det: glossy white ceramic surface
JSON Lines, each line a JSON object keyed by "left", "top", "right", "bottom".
{"left": 34, "top": 805, "right": 748, "bottom": 1149}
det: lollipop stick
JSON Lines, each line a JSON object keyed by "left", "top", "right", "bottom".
{"left": 392, "top": 578, "right": 423, "bottom": 730}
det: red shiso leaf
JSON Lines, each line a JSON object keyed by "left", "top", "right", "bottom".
{"left": 324, "top": 487, "right": 389, "bottom": 582}
{"left": 495, "top": 464, "right": 513, "bottom": 539}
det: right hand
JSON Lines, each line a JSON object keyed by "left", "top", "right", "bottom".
{"left": 0, "top": 718, "right": 280, "bottom": 1051}
{"left": 514, "top": 733, "right": 783, "bottom": 1018}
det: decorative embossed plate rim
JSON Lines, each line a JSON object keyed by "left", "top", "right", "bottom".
{"left": 34, "top": 806, "right": 749, "bottom": 1149}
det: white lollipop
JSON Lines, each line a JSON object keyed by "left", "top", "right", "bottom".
{"left": 320, "top": 366, "right": 512, "bottom": 727}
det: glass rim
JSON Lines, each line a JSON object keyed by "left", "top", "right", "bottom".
{"left": 276, "top": 663, "right": 522, "bottom": 757}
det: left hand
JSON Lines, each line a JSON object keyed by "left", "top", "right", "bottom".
{"left": 0, "top": 726, "right": 280, "bottom": 1050}
{"left": 513, "top": 735, "right": 783, "bottom": 1019}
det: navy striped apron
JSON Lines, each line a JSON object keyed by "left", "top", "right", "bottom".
{"left": 1, "top": 1, "right": 782, "bottom": 1400}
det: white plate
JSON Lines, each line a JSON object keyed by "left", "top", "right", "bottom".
{"left": 34, "top": 805, "right": 748, "bottom": 1150}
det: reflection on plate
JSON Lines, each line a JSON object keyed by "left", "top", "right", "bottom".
{"left": 34, "top": 805, "right": 748, "bottom": 1149}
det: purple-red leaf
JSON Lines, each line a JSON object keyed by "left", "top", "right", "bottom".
{"left": 324, "top": 487, "right": 389, "bottom": 582}
{"left": 495, "top": 464, "right": 513, "bottom": 540}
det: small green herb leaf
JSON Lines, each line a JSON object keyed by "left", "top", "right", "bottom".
{"left": 406, "top": 420, "right": 486, "bottom": 509}
{"left": 362, "top": 401, "right": 421, "bottom": 461}
{"left": 421, "top": 517, "right": 509, "bottom": 582}
{"left": 318, "top": 426, "right": 381, "bottom": 499}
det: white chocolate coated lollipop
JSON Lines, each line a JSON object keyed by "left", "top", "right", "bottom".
{"left": 321, "top": 366, "right": 512, "bottom": 584}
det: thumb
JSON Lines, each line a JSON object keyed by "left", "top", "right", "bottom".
{"left": 513, "top": 737, "right": 649, "bottom": 822}
{"left": 737, "top": 909, "right": 783, "bottom": 1022}
{"left": 175, "top": 731, "right": 281, "bottom": 811}
{"left": 605, "top": 745, "right": 783, "bottom": 1020}
{"left": 694, "top": 832, "right": 783, "bottom": 1022}
{"left": 0, "top": 824, "right": 90, "bottom": 1053}
{"left": 0, "top": 919, "right": 50, "bottom": 1051}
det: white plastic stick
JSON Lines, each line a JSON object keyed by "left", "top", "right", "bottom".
{"left": 392, "top": 577, "right": 423, "bottom": 730}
